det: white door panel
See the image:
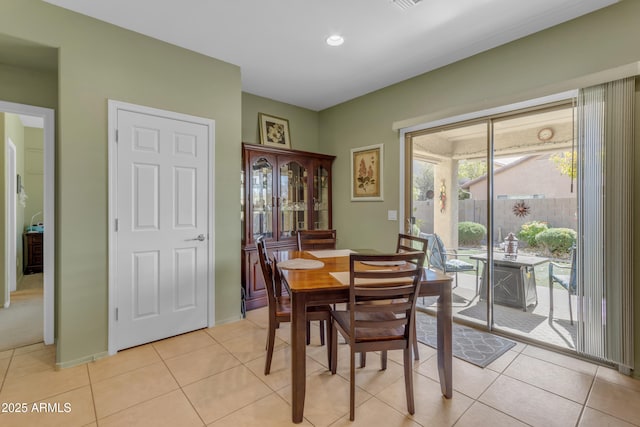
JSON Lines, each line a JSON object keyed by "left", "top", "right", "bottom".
{"left": 115, "top": 109, "right": 209, "bottom": 350}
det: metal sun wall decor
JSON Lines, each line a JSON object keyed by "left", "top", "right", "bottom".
{"left": 512, "top": 200, "right": 530, "bottom": 218}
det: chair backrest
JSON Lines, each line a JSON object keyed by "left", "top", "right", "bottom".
{"left": 348, "top": 252, "right": 426, "bottom": 343}
{"left": 396, "top": 233, "right": 429, "bottom": 254}
{"left": 256, "top": 236, "right": 278, "bottom": 307}
{"left": 424, "top": 233, "right": 447, "bottom": 271}
{"left": 297, "top": 229, "right": 337, "bottom": 250}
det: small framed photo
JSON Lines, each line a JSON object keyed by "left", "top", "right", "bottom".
{"left": 351, "top": 143, "right": 383, "bottom": 201}
{"left": 258, "top": 113, "right": 291, "bottom": 148}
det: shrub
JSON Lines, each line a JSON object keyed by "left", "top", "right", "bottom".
{"left": 458, "top": 221, "right": 486, "bottom": 246}
{"left": 517, "top": 221, "right": 549, "bottom": 247}
{"left": 535, "top": 228, "right": 576, "bottom": 254}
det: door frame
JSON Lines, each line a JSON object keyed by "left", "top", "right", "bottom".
{"left": 6, "top": 138, "right": 16, "bottom": 301}
{"left": 107, "top": 100, "right": 215, "bottom": 355}
{"left": 0, "top": 100, "right": 55, "bottom": 345}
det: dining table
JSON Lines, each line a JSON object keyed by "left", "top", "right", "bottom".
{"left": 275, "top": 248, "right": 454, "bottom": 423}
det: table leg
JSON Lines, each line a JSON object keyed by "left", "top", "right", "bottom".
{"left": 436, "top": 283, "right": 453, "bottom": 398}
{"left": 291, "top": 291, "right": 307, "bottom": 423}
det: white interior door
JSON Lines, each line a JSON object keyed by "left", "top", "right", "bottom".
{"left": 114, "top": 107, "right": 210, "bottom": 351}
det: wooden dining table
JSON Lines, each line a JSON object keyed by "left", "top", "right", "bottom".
{"left": 275, "top": 249, "right": 454, "bottom": 423}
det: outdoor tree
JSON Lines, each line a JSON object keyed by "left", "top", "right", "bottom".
{"left": 550, "top": 150, "right": 577, "bottom": 178}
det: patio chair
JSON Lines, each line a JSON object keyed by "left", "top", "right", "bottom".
{"left": 421, "top": 233, "right": 479, "bottom": 293}
{"left": 548, "top": 245, "right": 577, "bottom": 325}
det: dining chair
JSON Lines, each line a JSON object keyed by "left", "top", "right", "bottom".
{"left": 396, "top": 233, "right": 429, "bottom": 254}
{"left": 297, "top": 229, "right": 337, "bottom": 250}
{"left": 548, "top": 245, "right": 577, "bottom": 325}
{"left": 256, "top": 236, "right": 332, "bottom": 374}
{"left": 397, "top": 233, "right": 429, "bottom": 361}
{"left": 329, "top": 251, "right": 426, "bottom": 420}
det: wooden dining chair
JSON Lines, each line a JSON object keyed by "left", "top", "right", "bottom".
{"left": 329, "top": 251, "right": 426, "bottom": 420}
{"left": 397, "top": 233, "right": 429, "bottom": 361}
{"left": 360, "top": 233, "right": 429, "bottom": 367}
{"left": 396, "top": 233, "right": 429, "bottom": 254}
{"left": 297, "top": 229, "right": 337, "bottom": 250}
{"left": 256, "top": 236, "right": 332, "bottom": 374}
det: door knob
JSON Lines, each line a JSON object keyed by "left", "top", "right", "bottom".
{"left": 187, "top": 234, "right": 206, "bottom": 241}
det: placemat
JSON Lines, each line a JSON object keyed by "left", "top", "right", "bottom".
{"left": 307, "top": 249, "right": 355, "bottom": 258}
{"left": 329, "top": 271, "right": 410, "bottom": 285}
{"left": 278, "top": 258, "right": 325, "bottom": 270}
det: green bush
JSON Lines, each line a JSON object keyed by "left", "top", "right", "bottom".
{"left": 535, "top": 228, "right": 576, "bottom": 254}
{"left": 458, "top": 222, "right": 486, "bottom": 246}
{"left": 517, "top": 221, "right": 549, "bottom": 247}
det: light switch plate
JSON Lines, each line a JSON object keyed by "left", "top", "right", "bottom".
{"left": 388, "top": 210, "right": 398, "bottom": 221}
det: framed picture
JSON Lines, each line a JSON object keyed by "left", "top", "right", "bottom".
{"left": 258, "top": 113, "right": 291, "bottom": 148}
{"left": 351, "top": 143, "right": 383, "bottom": 201}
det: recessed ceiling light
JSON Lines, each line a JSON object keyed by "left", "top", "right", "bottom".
{"left": 326, "top": 35, "right": 344, "bottom": 47}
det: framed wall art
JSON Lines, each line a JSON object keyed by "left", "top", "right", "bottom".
{"left": 350, "top": 143, "right": 383, "bottom": 201}
{"left": 258, "top": 113, "right": 291, "bottom": 148}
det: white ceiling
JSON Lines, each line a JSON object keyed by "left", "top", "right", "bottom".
{"left": 43, "top": 0, "right": 617, "bottom": 111}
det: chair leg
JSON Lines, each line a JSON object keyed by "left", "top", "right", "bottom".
{"left": 264, "top": 322, "right": 277, "bottom": 375}
{"left": 403, "top": 347, "right": 415, "bottom": 415}
{"left": 568, "top": 290, "right": 574, "bottom": 326}
{"left": 319, "top": 320, "right": 325, "bottom": 346}
{"left": 324, "top": 319, "right": 332, "bottom": 369}
{"left": 306, "top": 321, "right": 311, "bottom": 345}
{"left": 381, "top": 350, "right": 388, "bottom": 370}
{"left": 330, "top": 322, "right": 338, "bottom": 374}
{"left": 548, "top": 279, "right": 554, "bottom": 324}
{"left": 350, "top": 348, "right": 356, "bottom": 421}
{"left": 359, "top": 352, "right": 366, "bottom": 368}
{"left": 412, "top": 318, "right": 420, "bottom": 360}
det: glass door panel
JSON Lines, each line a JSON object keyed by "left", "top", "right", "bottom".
{"left": 279, "top": 161, "right": 308, "bottom": 239}
{"left": 409, "top": 121, "right": 489, "bottom": 329}
{"left": 251, "top": 157, "right": 274, "bottom": 239}
{"left": 491, "top": 106, "right": 577, "bottom": 347}
{"left": 313, "top": 165, "right": 330, "bottom": 229}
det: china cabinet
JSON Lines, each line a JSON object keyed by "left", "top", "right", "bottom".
{"left": 241, "top": 143, "right": 335, "bottom": 310}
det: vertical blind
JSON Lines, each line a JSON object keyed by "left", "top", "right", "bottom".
{"left": 577, "top": 77, "right": 634, "bottom": 370}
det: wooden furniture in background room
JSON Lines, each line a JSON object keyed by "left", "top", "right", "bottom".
{"left": 241, "top": 143, "right": 335, "bottom": 311}
{"left": 297, "top": 229, "right": 337, "bottom": 250}
{"left": 23, "top": 232, "right": 43, "bottom": 274}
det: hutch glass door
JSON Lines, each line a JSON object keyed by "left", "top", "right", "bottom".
{"left": 279, "top": 160, "right": 307, "bottom": 239}
{"left": 251, "top": 157, "right": 274, "bottom": 240}
{"left": 313, "top": 164, "right": 330, "bottom": 229}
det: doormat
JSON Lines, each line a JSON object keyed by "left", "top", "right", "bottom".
{"left": 415, "top": 312, "right": 516, "bottom": 368}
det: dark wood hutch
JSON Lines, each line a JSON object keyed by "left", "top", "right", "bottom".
{"left": 241, "top": 143, "right": 335, "bottom": 311}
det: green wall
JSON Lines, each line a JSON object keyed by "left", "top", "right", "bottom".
{"left": 0, "top": 0, "right": 241, "bottom": 366}
{"left": 24, "top": 126, "right": 44, "bottom": 232}
{"left": 242, "top": 92, "right": 320, "bottom": 153}
{"left": 320, "top": 0, "right": 640, "bottom": 375}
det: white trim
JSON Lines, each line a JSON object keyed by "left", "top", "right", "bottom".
{"left": 5, "top": 139, "right": 16, "bottom": 306}
{"left": 107, "top": 100, "right": 215, "bottom": 355}
{"left": 0, "top": 100, "right": 55, "bottom": 345}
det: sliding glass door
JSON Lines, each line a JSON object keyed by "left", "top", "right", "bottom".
{"left": 406, "top": 102, "right": 580, "bottom": 352}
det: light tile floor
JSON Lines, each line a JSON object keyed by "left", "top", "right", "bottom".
{"left": 0, "top": 307, "right": 639, "bottom": 426}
